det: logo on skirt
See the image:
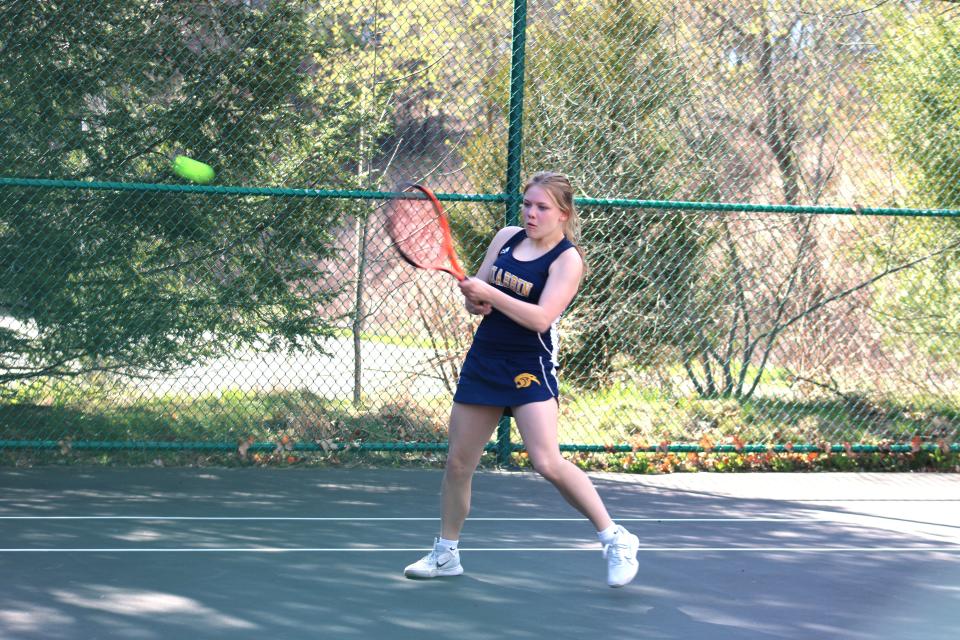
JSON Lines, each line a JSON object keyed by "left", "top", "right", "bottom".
{"left": 514, "top": 373, "right": 541, "bottom": 388}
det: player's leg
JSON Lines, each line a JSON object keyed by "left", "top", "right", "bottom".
{"left": 404, "top": 402, "right": 500, "bottom": 579}
{"left": 512, "top": 400, "right": 640, "bottom": 587}
{"left": 441, "top": 402, "right": 501, "bottom": 540}
{"left": 511, "top": 400, "right": 613, "bottom": 528}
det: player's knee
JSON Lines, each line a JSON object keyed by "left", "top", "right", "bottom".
{"left": 531, "top": 454, "right": 564, "bottom": 483}
{"left": 444, "top": 454, "right": 477, "bottom": 481}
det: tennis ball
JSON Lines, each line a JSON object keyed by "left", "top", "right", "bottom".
{"left": 172, "top": 155, "right": 215, "bottom": 184}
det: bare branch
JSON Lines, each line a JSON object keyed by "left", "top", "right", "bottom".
{"left": 748, "top": 237, "right": 960, "bottom": 391}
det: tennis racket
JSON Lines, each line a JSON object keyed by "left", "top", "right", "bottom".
{"left": 385, "top": 183, "right": 466, "bottom": 281}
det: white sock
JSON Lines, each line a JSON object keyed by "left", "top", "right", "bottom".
{"left": 437, "top": 537, "right": 459, "bottom": 551}
{"left": 597, "top": 524, "right": 620, "bottom": 545}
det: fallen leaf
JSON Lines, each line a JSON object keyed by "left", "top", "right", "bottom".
{"left": 911, "top": 434, "right": 922, "bottom": 453}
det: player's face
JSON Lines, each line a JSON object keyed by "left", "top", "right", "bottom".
{"left": 522, "top": 186, "right": 568, "bottom": 241}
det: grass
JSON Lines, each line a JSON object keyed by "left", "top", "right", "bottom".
{"left": 0, "top": 388, "right": 449, "bottom": 453}
{"left": 328, "top": 327, "right": 457, "bottom": 350}
{"left": 1, "top": 379, "right": 956, "bottom": 471}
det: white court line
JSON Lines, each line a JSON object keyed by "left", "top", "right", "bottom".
{"left": 2, "top": 546, "right": 960, "bottom": 553}
{"left": 0, "top": 516, "right": 856, "bottom": 522}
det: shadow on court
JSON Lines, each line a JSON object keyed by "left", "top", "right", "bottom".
{"left": 0, "top": 468, "right": 958, "bottom": 640}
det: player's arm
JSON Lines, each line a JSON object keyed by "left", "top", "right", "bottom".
{"left": 463, "top": 226, "right": 522, "bottom": 315}
{"left": 460, "top": 247, "right": 583, "bottom": 332}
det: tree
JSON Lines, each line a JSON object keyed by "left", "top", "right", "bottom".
{"left": 0, "top": 1, "right": 370, "bottom": 384}
{"left": 870, "top": 4, "right": 960, "bottom": 210}
{"left": 663, "top": 0, "right": 889, "bottom": 400}
{"left": 314, "top": 0, "right": 500, "bottom": 406}
{"left": 861, "top": 3, "right": 960, "bottom": 380}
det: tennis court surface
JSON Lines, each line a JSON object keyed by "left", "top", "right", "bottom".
{"left": 1, "top": 468, "right": 958, "bottom": 639}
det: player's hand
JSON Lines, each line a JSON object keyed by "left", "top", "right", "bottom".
{"left": 458, "top": 276, "right": 492, "bottom": 301}
{"left": 465, "top": 298, "right": 492, "bottom": 315}
{"left": 459, "top": 278, "right": 493, "bottom": 315}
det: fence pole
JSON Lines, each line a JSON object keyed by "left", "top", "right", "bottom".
{"left": 497, "top": 0, "right": 529, "bottom": 466}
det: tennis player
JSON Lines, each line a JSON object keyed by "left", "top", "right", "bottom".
{"left": 404, "top": 172, "right": 640, "bottom": 587}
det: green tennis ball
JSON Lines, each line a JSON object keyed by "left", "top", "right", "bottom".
{"left": 172, "top": 155, "right": 215, "bottom": 184}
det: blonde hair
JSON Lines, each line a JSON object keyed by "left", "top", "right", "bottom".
{"left": 523, "top": 171, "right": 588, "bottom": 272}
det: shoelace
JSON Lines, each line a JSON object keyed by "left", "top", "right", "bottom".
{"left": 603, "top": 538, "right": 633, "bottom": 565}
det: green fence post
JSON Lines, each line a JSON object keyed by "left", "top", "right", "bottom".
{"left": 498, "top": 0, "right": 528, "bottom": 466}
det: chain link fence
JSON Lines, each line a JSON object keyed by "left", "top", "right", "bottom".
{"left": 1, "top": 0, "right": 959, "bottom": 466}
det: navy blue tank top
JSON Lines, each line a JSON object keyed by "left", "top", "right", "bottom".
{"left": 472, "top": 229, "right": 576, "bottom": 358}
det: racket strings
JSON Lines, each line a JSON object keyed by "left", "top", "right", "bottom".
{"left": 387, "top": 196, "right": 449, "bottom": 268}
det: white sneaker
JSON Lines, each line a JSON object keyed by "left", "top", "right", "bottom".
{"left": 603, "top": 526, "right": 640, "bottom": 587}
{"left": 404, "top": 538, "right": 464, "bottom": 579}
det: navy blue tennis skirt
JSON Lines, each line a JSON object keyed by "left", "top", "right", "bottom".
{"left": 453, "top": 346, "right": 559, "bottom": 410}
